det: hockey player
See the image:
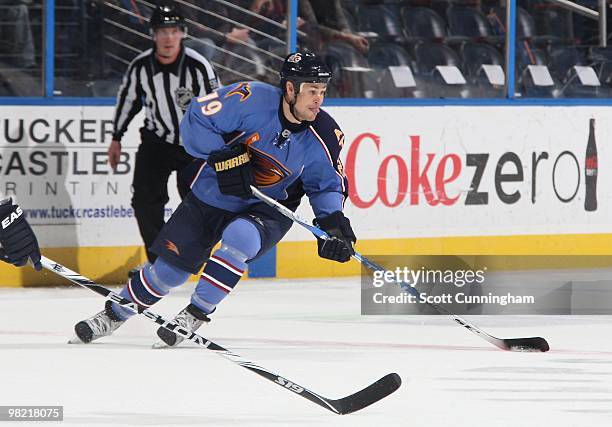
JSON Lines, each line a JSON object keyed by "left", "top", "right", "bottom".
{"left": 0, "top": 199, "right": 41, "bottom": 271}
{"left": 73, "top": 52, "right": 356, "bottom": 347}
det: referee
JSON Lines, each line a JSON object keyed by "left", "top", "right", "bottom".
{"left": 108, "top": 4, "right": 219, "bottom": 274}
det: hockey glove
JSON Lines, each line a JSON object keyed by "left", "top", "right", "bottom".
{"left": 208, "top": 144, "right": 254, "bottom": 198}
{"left": 0, "top": 198, "right": 42, "bottom": 271}
{"left": 315, "top": 211, "right": 356, "bottom": 263}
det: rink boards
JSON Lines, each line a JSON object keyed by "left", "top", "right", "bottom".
{"left": 0, "top": 105, "right": 611, "bottom": 285}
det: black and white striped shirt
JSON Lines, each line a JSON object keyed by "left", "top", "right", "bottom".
{"left": 112, "top": 46, "right": 219, "bottom": 145}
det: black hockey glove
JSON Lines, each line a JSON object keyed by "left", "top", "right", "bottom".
{"left": 208, "top": 144, "right": 254, "bottom": 198}
{"left": 0, "top": 198, "right": 42, "bottom": 271}
{"left": 314, "top": 211, "right": 356, "bottom": 263}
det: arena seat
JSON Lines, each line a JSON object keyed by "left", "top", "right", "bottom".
{"left": 549, "top": 46, "right": 602, "bottom": 97}
{"left": 461, "top": 42, "right": 504, "bottom": 97}
{"left": 368, "top": 41, "right": 424, "bottom": 98}
{"left": 323, "top": 41, "right": 376, "bottom": 98}
{"left": 446, "top": 5, "right": 503, "bottom": 45}
{"left": 401, "top": 6, "right": 449, "bottom": 44}
{"left": 415, "top": 42, "right": 472, "bottom": 98}
{"left": 356, "top": 4, "right": 405, "bottom": 43}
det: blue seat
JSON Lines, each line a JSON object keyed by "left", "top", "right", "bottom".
{"left": 548, "top": 47, "right": 586, "bottom": 83}
{"left": 548, "top": 46, "right": 602, "bottom": 97}
{"left": 516, "top": 46, "right": 557, "bottom": 97}
{"left": 401, "top": 7, "right": 448, "bottom": 43}
{"left": 590, "top": 47, "right": 612, "bottom": 84}
{"left": 368, "top": 42, "right": 423, "bottom": 98}
{"left": 492, "top": 7, "right": 559, "bottom": 46}
{"left": 447, "top": 6, "right": 503, "bottom": 45}
{"left": 323, "top": 41, "right": 375, "bottom": 98}
{"left": 356, "top": 5, "right": 405, "bottom": 43}
{"left": 517, "top": 7, "right": 537, "bottom": 39}
{"left": 368, "top": 42, "right": 413, "bottom": 69}
{"left": 447, "top": 6, "right": 492, "bottom": 38}
{"left": 532, "top": 4, "right": 574, "bottom": 44}
{"left": 461, "top": 42, "right": 502, "bottom": 77}
{"left": 414, "top": 42, "right": 472, "bottom": 98}
{"left": 415, "top": 41, "right": 463, "bottom": 74}
{"left": 461, "top": 42, "right": 504, "bottom": 97}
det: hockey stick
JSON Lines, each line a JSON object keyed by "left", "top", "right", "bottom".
{"left": 39, "top": 255, "right": 400, "bottom": 414}
{"left": 250, "top": 186, "right": 550, "bottom": 353}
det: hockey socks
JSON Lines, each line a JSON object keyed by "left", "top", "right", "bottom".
{"left": 191, "top": 247, "right": 247, "bottom": 314}
{"left": 190, "top": 218, "right": 259, "bottom": 313}
{"left": 111, "top": 258, "right": 191, "bottom": 320}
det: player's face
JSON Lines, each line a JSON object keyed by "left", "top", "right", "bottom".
{"left": 292, "top": 83, "right": 327, "bottom": 122}
{"left": 153, "top": 26, "right": 183, "bottom": 62}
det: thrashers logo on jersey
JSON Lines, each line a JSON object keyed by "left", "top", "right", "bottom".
{"left": 247, "top": 147, "right": 290, "bottom": 187}
{"left": 164, "top": 240, "right": 180, "bottom": 256}
{"left": 225, "top": 82, "right": 252, "bottom": 102}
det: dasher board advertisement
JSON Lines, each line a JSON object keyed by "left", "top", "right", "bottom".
{"left": 0, "top": 107, "right": 180, "bottom": 247}
{"left": 0, "top": 106, "right": 609, "bottom": 247}
{"left": 287, "top": 106, "right": 609, "bottom": 242}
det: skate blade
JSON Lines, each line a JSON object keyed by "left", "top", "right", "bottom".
{"left": 68, "top": 335, "right": 85, "bottom": 344}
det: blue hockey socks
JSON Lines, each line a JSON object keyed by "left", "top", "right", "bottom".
{"left": 111, "top": 257, "right": 191, "bottom": 320}
{"left": 191, "top": 218, "right": 261, "bottom": 314}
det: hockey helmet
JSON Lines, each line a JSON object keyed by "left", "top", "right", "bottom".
{"left": 150, "top": 4, "right": 186, "bottom": 33}
{"left": 279, "top": 52, "right": 332, "bottom": 94}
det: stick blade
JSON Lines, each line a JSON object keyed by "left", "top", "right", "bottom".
{"left": 330, "top": 373, "right": 401, "bottom": 415}
{"left": 500, "top": 337, "right": 550, "bottom": 352}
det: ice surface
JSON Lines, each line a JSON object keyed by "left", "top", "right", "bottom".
{"left": 1, "top": 277, "right": 611, "bottom": 426}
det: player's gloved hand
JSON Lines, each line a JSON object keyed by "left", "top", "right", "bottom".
{"left": 314, "top": 211, "right": 356, "bottom": 263}
{"left": 0, "top": 198, "right": 42, "bottom": 271}
{"left": 208, "top": 144, "right": 254, "bottom": 198}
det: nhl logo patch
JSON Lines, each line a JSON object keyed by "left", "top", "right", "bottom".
{"left": 175, "top": 87, "right": 194, "bottom": 110}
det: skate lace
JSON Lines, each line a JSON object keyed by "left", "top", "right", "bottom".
{"left": 88, "top": 313, "right": 112, "bottom": 336}
{"left": 174, "top": 310, "right": 199, "bottom": 330}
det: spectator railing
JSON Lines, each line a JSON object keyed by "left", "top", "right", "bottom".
{"left": 1, "top": 0, "right": 612, "bottom": 104}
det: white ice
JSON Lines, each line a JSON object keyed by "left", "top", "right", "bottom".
{"left": 1, "top": 276, "right": 611, "bottom": 427}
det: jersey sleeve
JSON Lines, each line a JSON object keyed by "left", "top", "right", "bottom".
{"left": 112, "top": 58, "right": 144, "bottom": 141}
{"left": 301, "top": 120, "right": 348, "bottom": 218}
{"left": 180, "top": 82, "right": 267, "bottom": 160}
{"left": 191, "top": 51, "right": 220, "bottom": 94}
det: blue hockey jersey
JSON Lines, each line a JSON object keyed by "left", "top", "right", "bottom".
{"left": 180, "top": 81, "right": 347, "bottom": 218}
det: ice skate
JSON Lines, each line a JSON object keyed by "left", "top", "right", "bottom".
{"left": 69, "top": 301, "right": 126, "bottom": 344}
{"left": 153, "top": 304, "right": 210, "bottom": 348}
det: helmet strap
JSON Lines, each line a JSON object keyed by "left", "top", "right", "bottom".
{"left": 282, "top": 84, "right": 302, "bottom": 123}
{"left": 284, "top": 92, "right": 299, "bottom": 122}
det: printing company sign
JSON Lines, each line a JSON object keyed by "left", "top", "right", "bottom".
{"left": 0, "top": 107, "right": 179, "bottom": 247}
{"left": 288, "top": 106, "right": 611, "bottom": 241}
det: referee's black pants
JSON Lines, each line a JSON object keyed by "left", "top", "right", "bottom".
{"left": 131, "top": 134, "right": 195, "bottom": 263}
